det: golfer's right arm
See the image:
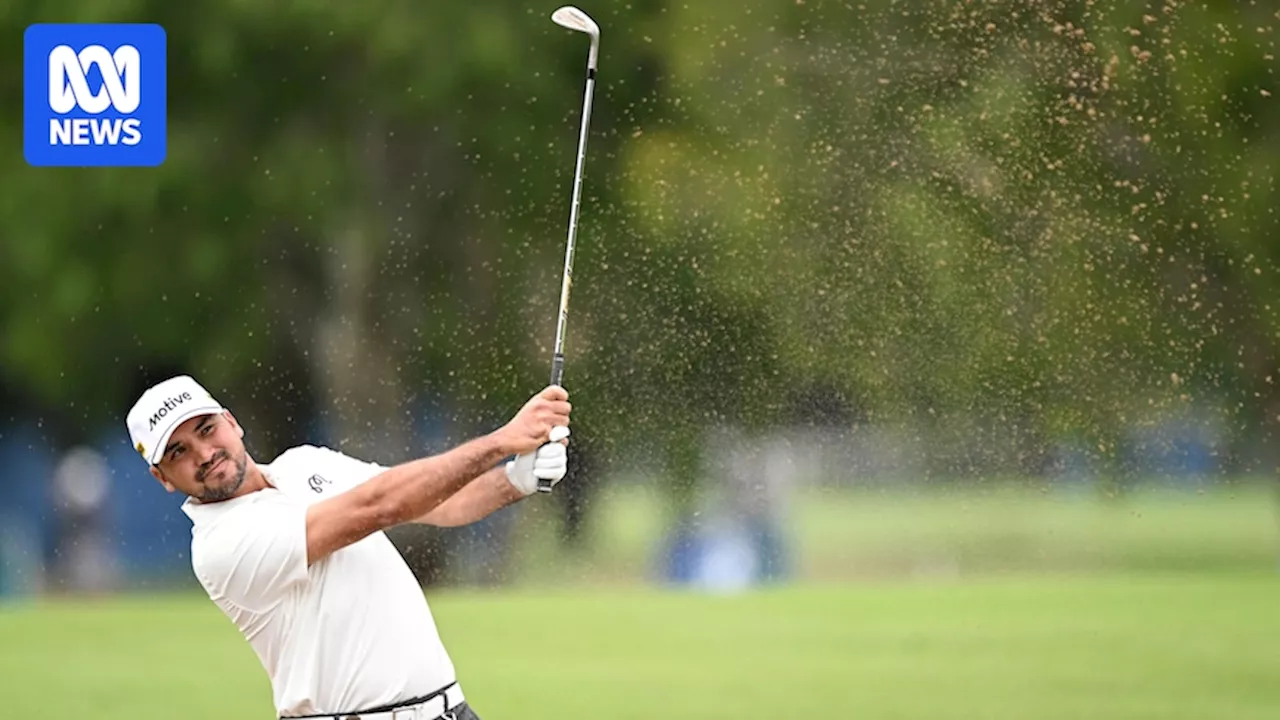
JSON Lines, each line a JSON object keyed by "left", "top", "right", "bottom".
{"left": 304, "top": 435, "right": 505, "bottom": 565}
{"left": 302, "top": 385, "right": 571, "bottom": 566}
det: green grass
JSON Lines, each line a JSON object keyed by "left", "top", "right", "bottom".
{"left": 789, "top": 483, "right": 1280, "bottom": 577}
{"left": 507, "top": 481, "right": 1280, "bottom": 585}
{"left": 4, "top": 484, "right": 1278, "bottom": 718}
{"left": 3, "top": 575, "right": 1280, "bottom": 719}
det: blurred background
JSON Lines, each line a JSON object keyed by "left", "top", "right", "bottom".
{"left": 2, "top": 0, "right": 1279, "bottom": 718}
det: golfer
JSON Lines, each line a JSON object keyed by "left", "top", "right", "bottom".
{"left": 126, "top": 374, "right": 573, "bottom": 720}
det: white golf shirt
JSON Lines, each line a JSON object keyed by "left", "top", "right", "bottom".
{"left": 182, "top": 445, "right": 459, "bottom": 717}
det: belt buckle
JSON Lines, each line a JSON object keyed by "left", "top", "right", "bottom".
{"left": 439, "top": 695, "right": 458, "bottom": 720}
{"left": 391, "top": 708, "right": 418, "bottom": 720}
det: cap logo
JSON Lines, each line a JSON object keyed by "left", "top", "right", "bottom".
{"left": 148, "top": 391, "right": 194, "bottom": 430}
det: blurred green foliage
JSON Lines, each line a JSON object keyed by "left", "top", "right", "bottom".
{"left": 0, "top": 0, "right": 1276, "bottom": 481}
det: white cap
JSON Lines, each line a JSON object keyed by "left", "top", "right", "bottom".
{"left": 126, "top": 375, "right": 225, "bottom": 465}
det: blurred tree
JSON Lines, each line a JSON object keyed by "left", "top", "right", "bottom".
{"left": 0, "top": 0, "right": 1275, "bottom": 535}
{"left": 610, "top": 0, "right": 1278, "bottom": 483}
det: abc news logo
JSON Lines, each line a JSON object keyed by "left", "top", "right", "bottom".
{"left": 48, "top": 44, "right": 143, "bottom": 147}
{"left": 24, "top": 24, "right": 166, "bottom": 167}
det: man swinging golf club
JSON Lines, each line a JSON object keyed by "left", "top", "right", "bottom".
{"left": 126, "top": 374, "right": 572, "bottom": 720}
{"left": 124, "top": 6, "right": 600, "bottom": 717}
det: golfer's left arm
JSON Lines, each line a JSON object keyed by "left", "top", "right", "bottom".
{"left": 415, "top": 433, "right": 569, "bottom": 527}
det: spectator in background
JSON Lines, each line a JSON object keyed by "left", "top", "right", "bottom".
{"left": 49, "top": 446, "right": 119, "bottom": 594}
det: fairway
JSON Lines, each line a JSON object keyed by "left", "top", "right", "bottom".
{"left": 3, "top": 574, "right": 1278, "bottom": 719}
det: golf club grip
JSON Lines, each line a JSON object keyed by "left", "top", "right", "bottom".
{"left": 540, "top": 354, "right": 566, "bottom": 494}
{"left": 535, "top": 429, "right": 556, "bottom": 493}
{"left": 538, "top": 352, "right": 567, "bottom": 495}
{"left": 550, "top": 352, "right": 565, "bottom": 387}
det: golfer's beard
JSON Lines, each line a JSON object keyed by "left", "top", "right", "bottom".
{"left": 198, "top": 450, "right": 247, "bottom": 502}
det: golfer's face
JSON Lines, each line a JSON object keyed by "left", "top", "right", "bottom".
{"left": 156, "top": 412, "right": 247, "bottom": 501}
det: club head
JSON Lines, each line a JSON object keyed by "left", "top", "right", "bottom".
{"left": 551, "top": 6, "right": 600, "bottom": 39}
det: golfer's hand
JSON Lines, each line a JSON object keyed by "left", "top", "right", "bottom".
{"left": 506, "top": 426, "right": 571, "bottom": 496}
{"left": 496, "top": 385, "right": 572, "bottom": 456}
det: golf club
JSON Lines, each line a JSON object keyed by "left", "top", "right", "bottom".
{"left": 540, "top": 5, "right": 600, "bottom": 493}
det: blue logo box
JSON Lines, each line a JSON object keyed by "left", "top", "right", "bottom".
{"left": 24, "top": 23, "right": 167, "bottom": 167}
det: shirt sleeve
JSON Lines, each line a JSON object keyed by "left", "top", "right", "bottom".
{"left": 192, "top": 495, "right": 310, "bottom": 614}
{"left": 310, "top": 445, "right": 388, "bottom": 490}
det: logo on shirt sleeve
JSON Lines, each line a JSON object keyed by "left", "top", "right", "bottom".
{"left": 307, "top": 474, "right": 331, "bottom": 493}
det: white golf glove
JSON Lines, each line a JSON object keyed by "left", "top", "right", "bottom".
{"left": 506, "top": 426, "right": 571, "bottom": 496}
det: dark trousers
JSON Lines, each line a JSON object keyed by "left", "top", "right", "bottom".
{"left": 447, "top": 702, "right": 482, "bottom": 720}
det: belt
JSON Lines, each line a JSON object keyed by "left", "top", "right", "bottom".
{"left": 287, "top": 683, "right": 466, "bottom": 720}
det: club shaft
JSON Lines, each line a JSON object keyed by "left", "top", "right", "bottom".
{"left": 549, "top": 63, "right": 597, "bottom": 387}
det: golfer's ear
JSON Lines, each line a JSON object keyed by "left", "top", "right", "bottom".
{"left": 225, "top": 410, "right": 245, "bottom": 439}
{"left": 150, "top": 465, "right": 176, "bottom": 493}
